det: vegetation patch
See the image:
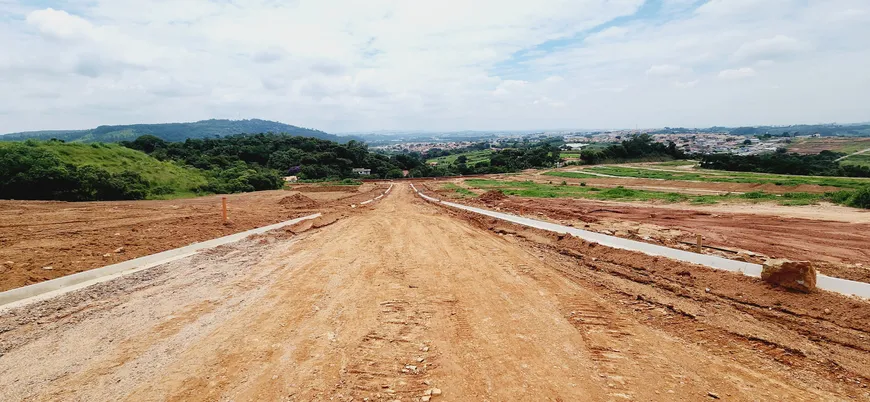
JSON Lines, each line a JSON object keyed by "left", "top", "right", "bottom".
{"left": 840, "top": 154, "right": 870, "bottom": 168}
{"left": 543, "top": 171, "right": 601, "bottom": 179}
{"left": 573, "top": 134, "right": 686, "bottom": 165}
{"left": 651, "top": 160, "right": 699, "bottom": 167}
{"left": 577, "top": 166, "right": 870, "bottom": 189}
{"left": 700, "top": 151, "right": 870, "bottom": 178}
{"left": 0, "top": 141, "right": 207, "bottom": 201}
{"left": 442, "top": 183, "right": 476, "bottom": 197}
{"left": 427, "top": 150, "right": 493, "bottom": 165}
{"left": 464, "top": 178, "right": 870, "bottom": 208}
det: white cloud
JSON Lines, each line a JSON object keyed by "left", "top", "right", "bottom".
{"left": 585, "top": 26, "right": 629, "bottom": 43}
{"left": 718, "top": 67, "right": 757, "bottom": 79}
{"left": 26, "top": 8, "right": 95, "bottom": 40}
{"left": 646, "top": 64, "right": 691, "bottom": 77}
{"left": 675, "top": 79, "right": 699, "bottom": 88}
{"left": 492, "top": 80, "right": 530, "bottom": 96}
{"left": 732, "top": 35, "right": 807, "bottom": 62}
{"left": 1, "top": 0, "right": 869, "bottom": 132}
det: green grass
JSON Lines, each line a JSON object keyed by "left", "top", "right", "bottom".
{"left": 840, "top": 154, "right": 870, "bottom": 168}
{"left": 650, "top": 160, "right": 699, "bottom": 167}
{"left": 573, "top": 166, "right": 870, "bottom": 189}
{"left": 426, "top": 150, "right": 493, "bottom": 165}
{"left": 1, "top": 141, "right": 207, "bottom": 198}
{"left": 464, "top": 179, "right": 835, "bottom": 206}
{"left": 441, "top": 183, "right": 476, "bottom": 197}
{"left": 788, "top": 137, "right": 870, "bottom": 154}
{"left": 544, "top": 171, "right": 603, "bottom": 179}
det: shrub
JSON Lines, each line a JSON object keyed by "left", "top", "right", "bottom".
{"left": 386, "top": 169, "right": 404, "bottom": 179}
{"left": 198, "top": 163, "right": 283, "bottom": 194}
{"left": 825, "top": 190, "right": 854, "bottom": 204}
{"left": 742, "top": 191, "right": 771, "bottom": 199}
{"left": 848, "top": 187, "right": 870, "bottom": 209}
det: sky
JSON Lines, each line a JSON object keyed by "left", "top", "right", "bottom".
{"left": 1, "top": 0, "right": 869, "bottom": 133}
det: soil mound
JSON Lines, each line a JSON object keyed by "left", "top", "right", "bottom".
{"left": 279, "top": 193, "right": 319, "bottom": 208}
{"left": 480, "top": 190, "right": 508, "bottom": 203}
{"left": 762, "top": 259, "right": 817, "bottom": 293}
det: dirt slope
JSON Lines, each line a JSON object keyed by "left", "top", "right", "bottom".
{"left": 0, "top": 185, "right": 867, "bottom": 401}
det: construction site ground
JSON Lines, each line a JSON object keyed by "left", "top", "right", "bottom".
{"left": 507, "top": 169, "right": 848, "bottom": 195}
{"left": 428, "top": 180, "right": 870, "bottom": 283}
{"left": 0, "top": 183, "right": 384, "bottom": 292}
{"left": 1, "top": 183, "right": 869, "bottom": 401}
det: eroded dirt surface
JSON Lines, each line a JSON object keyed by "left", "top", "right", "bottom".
{"left": 432, "top": 186, "right": 870, "bottom": 282}
{"left": 0, "top": 185, "right": 385, "bottom": 291}
{"left": 0, "top": 184, "right": 868, "bottom": 401}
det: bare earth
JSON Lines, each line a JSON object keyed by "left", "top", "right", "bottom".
{"left": 1, "top": 184, "right": 868, "bottom": 401}
{"left": 0, "top": 184, "right": 382, "bottom": 291}
{"left": 431, "top": 181, "right": 870, "bottom": 282}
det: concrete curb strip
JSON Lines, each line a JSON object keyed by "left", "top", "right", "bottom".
{"left": 414, "top": 187, "right": 870, "bottom": 299}
{"left": 354, "top": 183, "right": 394, "bottom": 207}
{"left": 0, "top": 213, "right": 322, "bottom": 310}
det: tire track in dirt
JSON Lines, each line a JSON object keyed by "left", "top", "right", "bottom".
{"left": 0, "top": 184, "right": 865, "bottom": 401}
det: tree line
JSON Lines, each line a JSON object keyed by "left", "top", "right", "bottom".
{"left": 0, "top": 143, "right": 152, "bottom": 201}
{"left": 699, "top": 151, "right": 870, "bottom": 178}
{"left": 577, "top": 134, "right": 686, "bottom": 164}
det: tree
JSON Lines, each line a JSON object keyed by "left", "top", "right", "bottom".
{"left": 743, "top": 139, "right": 752, "bottom": 145}
{"left": 127, "top": 135, "right": 167, "bottom": 153}
{"left": 386, "top": 169, "right": 405, "bottom": 179}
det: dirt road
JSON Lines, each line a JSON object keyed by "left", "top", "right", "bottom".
{"left": 1, "top": 184, "right": 867, "bottom": 401}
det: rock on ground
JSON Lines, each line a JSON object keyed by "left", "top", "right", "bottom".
{"left": 761, "top": 259, "right": 817, "bottom": 293}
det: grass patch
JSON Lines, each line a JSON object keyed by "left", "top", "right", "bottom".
{"left": 544, "top": 171, "right": 604, "bottom": 180}
{"left": 466, "top": 179, "right": 699, "bottom": 203}
{"left": 840, "top": 154, "right": 870, "bottom": 168}
{"left": 442, "top": 183, "right": 476, "bottom": 197}
{"left": 651, "top": 160, "right": 699, "bottom": 167}
{"left": 426, "top": 150, "right": 493, "bottom": 165}
{"left": 464, "top": 179, "right": 844, "bottom": 207}
{"left": 582, "top": 166, "right": 870, "bottom": 189}
{"left": 788, "top": 137, "right": 870, "bottom": 154}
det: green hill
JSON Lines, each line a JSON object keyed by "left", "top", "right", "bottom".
{"left": 0, "top": 119, "right": 352, "bottom": 144}
{"left": 0, "top": 141, "right": 208, "bottom": 199}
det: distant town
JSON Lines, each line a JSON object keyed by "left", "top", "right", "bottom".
{"left": 371, "top": 128, "right": 823, "bottom": 156}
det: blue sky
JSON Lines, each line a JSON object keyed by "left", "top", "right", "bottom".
{"left": 1, "top": 0, "right": 869, "bottom": 133}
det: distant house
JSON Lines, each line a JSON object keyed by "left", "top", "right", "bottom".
{"left": 563, "top": 143, "right": 588, "bottom": 150}
{"left": 352, "top": 168, "right": 372, "bottom": 175}
{"left": 283, "top": 176, "right": 298, "bottom": 183}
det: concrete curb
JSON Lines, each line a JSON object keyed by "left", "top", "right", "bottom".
{"left": 0, "top": 213, "right": 322, "bottom": 310}
{"left": 414, "top": 188, "right": 870, "bottom": 299}
{"left": 353, "top": 183, "right": 394, "bottom": 207}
